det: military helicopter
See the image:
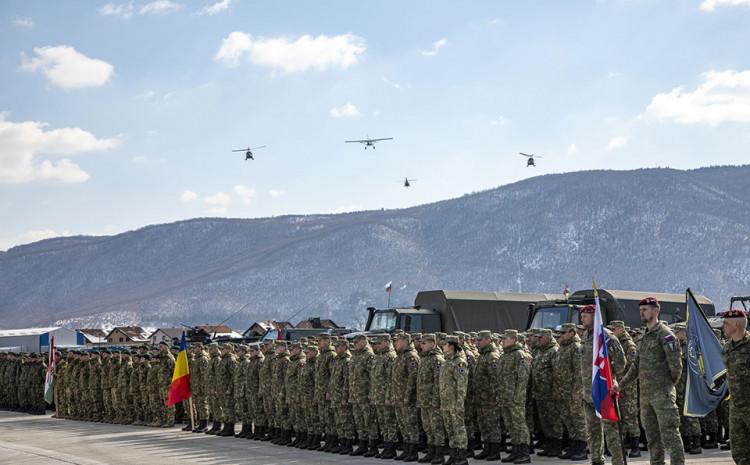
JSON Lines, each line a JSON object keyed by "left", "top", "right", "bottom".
{"left": 232, "top": 146, "right": 266, "bottom": 160}
{"left": 345, "top": 136, "right": 393, "bottom": 150}
{"left": 519, "top": 152, "right": 541, "bottom": 167}
{"left": 403, "top": 178, "right": 417, "bottom": 188}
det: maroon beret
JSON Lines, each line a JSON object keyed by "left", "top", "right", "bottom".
{"left": 639, "top": 297, "right": 660, "bottom": 307}
{"left": 580, "top": 304, "right": 596, "bottom": 314}
{"left": 720, "top": 309, "right": 747, "bottom": 318}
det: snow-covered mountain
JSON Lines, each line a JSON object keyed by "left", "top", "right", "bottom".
{"left": 2, "top": 166, "right": 748, "bottom": 330}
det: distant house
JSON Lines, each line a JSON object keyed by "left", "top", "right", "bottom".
{"left": 195, "top": 325, "right": 243, "bottom": 339}
{"left": 242, "top": 320, "right": 294, "bottom": 338}
{"left": 105, "top": 326, "right": 150, "bottom": 345}
{"left": 77, "top": 328, "right": 107, "bottom": 346}
{"left": 0, "top": 327, "right": 83, "bottom": 353}
{"left": 295, "top": 318, "right": 340, "bottom": 329}
{"left": 149, "top": 328, "right": 185, "bottom": 346}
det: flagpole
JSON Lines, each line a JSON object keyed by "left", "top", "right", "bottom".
{"left": 188, "top": 397, "right": 195, "bottom": 433}
{"left": 612, "top": 393, "right": 628, "bottom": 465}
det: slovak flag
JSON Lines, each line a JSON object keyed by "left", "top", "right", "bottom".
{"left": 591, "top": 285, "right": 619, "bottom": 421}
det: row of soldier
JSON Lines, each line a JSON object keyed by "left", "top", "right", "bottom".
{"left": 2, "top": 297, "right": 748, "bottom": 465}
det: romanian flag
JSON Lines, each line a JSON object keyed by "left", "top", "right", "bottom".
{"left": 167, "top": 332, "right": 191, "bottom": 407}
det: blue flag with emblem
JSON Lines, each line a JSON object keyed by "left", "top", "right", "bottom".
{"left": 684, "top": 288, "right": 728, "bottom": 417}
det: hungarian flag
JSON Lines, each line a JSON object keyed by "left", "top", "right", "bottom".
{"left": 591, "top": 285, "right": 619, "bottom": 421}
{"left": 43, "top": 336, "right": 55, "bottom": 404}
{"left": 167, "top": 332, "right": 191, "bottom": 407}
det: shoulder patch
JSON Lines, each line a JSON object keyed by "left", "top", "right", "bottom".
{"left": 663, "top": 335, "right": 677, "bottom": 352}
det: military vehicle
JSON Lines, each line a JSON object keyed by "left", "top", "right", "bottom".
{"left": 527, "top": 288, "right": 715, "bottom": 330}
{"left": 365, "top": 290, "right": 564, "bottom": 333}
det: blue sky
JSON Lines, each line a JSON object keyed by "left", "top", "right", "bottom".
{"left": 1, "top": 0, "right": 750, "bottom": 250}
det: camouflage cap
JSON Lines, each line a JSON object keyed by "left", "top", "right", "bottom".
{"left": 411, "top": 333, "right": 422, "bottom": 340}
{"left": 453, "top": 331, "right": 468, "bottom": 338}
{"left": 503, "top": 329, "right": 519, "bottom": 339}
{"left": 318, "top": 333, "right": 331, "bottom": 340}
{"left": 561, "top": 323, "right": 578, "bottom": 332}
{"left": 394, "top": 332, "right": 411, "bottom": 342}
{"left": 469, "top": 331, "right": 478, "bottom": 338}
{"left": 477, "top": 330, "right": 492, "bottom": 340}
{"left": 305, "top": 344, "right": 319, "bottom": 353}
{"left": 334, "top": 339, "right": 349, "bottom": 348}
{"left": 610, "top": 320, "right": 626, "bottom": 329}
{"left": 445, "top": 335, "right": 459, "bottom": 343}
{"left": 539, "top": 329, "right": 553, "bottom": 338}
{"left": 290, "top": 342, "right": 302, "bottom": 349}
{"left": 435, "top": 332, "right": 447, "bottom": 339}
{"left": 352, "top": 334, "right": 367, "bottom": 342}
{"left": 672, "top": 322, "right": 687, "bottom": 331}
{"left": 421, "top": 333, "right": 436, "bottom": 342}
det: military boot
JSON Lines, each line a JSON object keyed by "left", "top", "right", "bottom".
{"left": 293, "top": 432, "right": 306, "bottom": 447}
{"left": 379, "top": 441, "right": 397, "bottom": 459}
{"left": 395, "top": 442, "right": 409, "bottom": 461}
{"left": 418, "top": 445, "right": 436, "bottom": 463}
{"left": 628, "top": 435, "right": 641, "bottom": 457}
{"left": 193, "top": 419, "right": 208, "bottom": 433}
{"left": 306, "top": 434, "right": 321, "bottom": 450}
{"left": 206, "top": 421, "right": 221, "bottom": 434}
{"left": 181, "top": 419, "right": 193, "bottom": 431}
{"left": 364, "top": 440, "right": 379, "bottom": 457}
{"left": 404, "top": 443, "right": 420, "bottom": 462}
{"left": 326, "top": 435, "right": 340, "bottom": 453}
{"left": 234, "top": 424, "right": 246, "bottom": 438}
{"left": 452, "top": 448, "right": 469, "bottom": 465}
{"left": 329, "top": 436, "right": 343, "bottom": 453}
{"left": 545, "top": 438, "right": 562, "bottom": 457}
{"left": 568, "top": 440, "right": 588, "bottom": 461}
{"left": 219, "top": 422, "right": 235, "bottom": 437}
{"left": 501, "top": 444, "right": 518, "bottom": 463}
{"left": 703, "top": 433, "right": 718, "bottom": 449}
{"left": 512, "top": 444, "right": 531, "bottom": 464}
{"left": 339, "top": 438, "right": 354, "bottom": 455}
{"left": 444, "top": 449, "right": 457, "bottom": 465}
{"left": 352, "top": 439, "right": 369, "bottom": 456}
{"left": 687, "top": 436, "right": 702, "bottom": 454}
{"left": 474, "top": 444, "right": 490, "bottom": 460}
{"left": 486, "top": 442, "right": 503, "bottom": 461}
{"left": 277, "top": 429, "right": 291, "bottom": 446}
{"left": 430, "top": 446, "right": 446, "bottom": 465}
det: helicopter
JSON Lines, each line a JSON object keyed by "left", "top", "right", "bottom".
{"left": 345, "top": 136, "right": 393, "bottom": 149}
{"left": 403, "top": 177, "right": 417, "bottom": 188}
{"left": 232, "top": 146, "right": 266, "bottom": 160}
{"left": 519, "top": 152, "right": 542, "bottom": 167}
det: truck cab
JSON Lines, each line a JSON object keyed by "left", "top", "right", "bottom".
{"left": 365, "top": 307, "right": 442, "bottom": 333}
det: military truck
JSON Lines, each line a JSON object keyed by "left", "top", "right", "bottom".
{"left": 527, "top": 288, "right": 715, "bottom": 330}
{"left": 365, "top": 290, "right": 565, "bottom": 333}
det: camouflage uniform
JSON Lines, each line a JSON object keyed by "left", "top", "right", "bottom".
{"left": 88, "top": 356, "right": 104, "bottom": 421}
{"left": 146, "top": 357, "right": 162, "bottom": 426}
{"left": 234, "top": 349, "right": 251, "bottom": 428}
{"left": 391, "top": 336, "right": 421, "bottom": 444}
{"left": 247, "top": 347, "right": 265, "bottom": 431}
{"left": 259, "top": 344, "right": 276, "bottom": 429}
{"left": 498, "top": 334, "right": 533, "bottom": 449}
{"left": 371, "top": 337, "right": 398, "bottom": 444}
{"left": 285, "top": 346, "right": 306, "bottom": 435}
{"left": 300, "top": 347, "right": 318, "bottom": 437}
{"left": 330, "top": 344, "right": 355, "bottom": 441}
{"left": 349, "top": 339, "right": 377, "bottom": 444}
{"left": 417, "top": 337, "right": 445, "bottom": 450}
{"left": 722, "top": 330, "right": 750, "bottom": 465}
{"left": 116, "top": 357, "right": 132, "bottom": 423}
{"left": 474, "top": 335, "right": 503, "bottom": 446}
{"left": 130, "top": 358, "right": 146, "bottom": 425}
{"left": 191, "top": 348, "right": 210, "bottom": 422}
{"left": 219, "top": 349, "right": 238, "bottom": 425}
{"left": 158, "top": 350, "right": 176, "bottom": 426}
{"left": 581, "top": 326, "right": 627, "bottom": 465}
{"left": 272, "top": 346, "right": 291, "bottom": 431}
{"left": 101, "top": 357, "right": 114, "bottom": 421}
{"left": 315, "top": 340, "right": 337, "bottom": 437}
{"left": 532, "top": 332, "right": 562, "bottom": 449}
{"left": 553, "top": 328, "right": 586, "bottom": 443}
{"left": 620, "top": 321, "right": 684, "bottom": 465}
{"left": 439, "top": 344, "right": 469, "bottom": 451}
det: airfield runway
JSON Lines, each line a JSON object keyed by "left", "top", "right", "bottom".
{"left": 0, "top": 411, "right": 735, "bottom": 465}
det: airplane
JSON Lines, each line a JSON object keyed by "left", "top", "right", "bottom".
{"left": 519, "top": 152, "right": 542, "bottom": 167}
{"left": 403, "top": 178, "right": 417, "bottom": 188}
{"left": 345, "top": 136, "right": 393, "bottom": 149}
{"left": 232, "top": 146, "right": 266, "bottom": 160}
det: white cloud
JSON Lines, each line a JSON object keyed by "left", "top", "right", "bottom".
{"left": 418, "top": 38, "right": 447, "bottom": 57}
{"left": 215, "top": 32, "right": 366, "bottom": 72}
{"left": 329, "top": 204, "right": 364, "bottom": 214}
{"left": 269, "top": 189, "right": 285, "bottom": 198}
{"left": 233, "top": 184, "right": 256, "bottom": 205}
{"left": 607, "top": 136, "right": 628, "bottom": 152}
{"left": 139, "top": 0, "right": 182, "bottom": 15}
{"left": 642, "top": 70, "right": 750, "bottom": 126}
{"left": 12, "top": 16, "right": 35, "bottom": 28}
{"left": 567, "top": 144, "right": 577, "bottom": 155}
{"left": 0, "top": 229, "right": 65, "bottom": 252}
{"left": 20, "top": 45, "right": 114, "bottom": 89}
{"left": 700, "top": 0, "right": 750, "bottom": 11}
{"left": 180, "top": 189, "right": 198, "bottom": 202}
{"left": 204, "top": 191, "right": 232, "bottom": 213}
{"left": 198, "top": 0, "right": 231, "bottom": 15}
{"left": 0, "top": 114, "right": 119, "bottom": 184}
{"left": 99, "top": 2, "right": 135, "bottom": 19}
{"left": 330, "top": 103, "right": 361, "bottom": 118}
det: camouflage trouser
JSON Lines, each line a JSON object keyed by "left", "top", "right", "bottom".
{"left": 730, "top": 405, "right": 750, "bottom": 465}
{"left": 160, "top": 388, "right": 175, "bottom": 426}
{"left": 289, "top": 403, "right": 305, "bottom": 433}
{"left": 535, "top": 399, "right": 562, "bottom": 440}
{"left": 525, "top": 387, "right": 535, "bottom": 437}
{"left": 275, "top": 400, "right": 290, "bottom": 429}
{"left": 442, "top": 408, "right": 467, "bottom": 449}
{"left": 477, "top": 404, "right": 503, "bottom": 443}
{"left": 396, "top": 405, "right": 421, "bottom": 443}
{"left": 334, "top": 403, "right": 355, "bottom": 440}
{"left": 234, "top": 396, "right": 248, "bottom": 424}
{"left": 317, "top": 400, "right": 335, "bottom": 435}
{"left": 559, "top": 395, "right": 586, "bottom": 442}
{"left": 304, "top": 402, "right": 319, "bottom": 435}
{"left": 583, "top": 400, "right": 625, "bottom": 465}
{"left": 640, "top": 391, "right": 684, "bottom": 465}
{"left": 148, "top": 392, "right": 161, "bottom": 424}
{"left": 677, "top": 391, "right": 701, "bottom": 436}
{"left": 501, "top": 401, "right": 530, "bottom": 445}
{"left": 262, "top": 394, "right": 275, "bottom": 427}
{"left": 194, "top": 391, "right": 209, "bottom": 421}
{"left": 421, "top": 405, "right": 445, "bottom": 446}
{"left": 376, "top": 405, "right": 398, "bottom": 442}
{"left": 252, "top": 399, "right": 267, "bottom": 430}
{"left": 464, "top": 398, "right": 477, "bottom": 439}
{"left": 208, "top": 388, "right": 222, "bottom": 422}
{"left": 701, "top": 409, "right": 718, "bottom": 435}
{"left": 620, "top": 385, "right": 641, "bottom": 438}
{"left": 102, "top": 388, "right": 113, "bottom": 420}
{"left": 118, "top": 391, "right": 133, "bottom": 422}
{"left": 352, "top": 403, "right": 378, "bottom": 441}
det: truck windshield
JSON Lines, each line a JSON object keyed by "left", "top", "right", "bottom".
{"left": 370, "top": 311, "right": 398, "bottom": 331}
{"left": 530, "top": 306, "right": 569, "bottom": 329}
